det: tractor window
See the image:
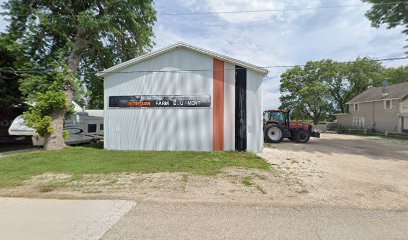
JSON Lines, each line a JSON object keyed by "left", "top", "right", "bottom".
{"left": 271, "top": 112, "right": 286, "bottom": 126}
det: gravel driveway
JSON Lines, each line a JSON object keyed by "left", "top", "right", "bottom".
{"left": 261, "top": 133, "right": 408, "bottom": 210}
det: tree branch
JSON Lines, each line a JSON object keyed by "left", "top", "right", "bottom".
{"left": 96, "top": 0, "right": 105, "bottom": 17}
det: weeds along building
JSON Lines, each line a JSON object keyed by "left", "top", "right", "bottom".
{"left": 97, "top": 43, "right": 268, "bottom": 152}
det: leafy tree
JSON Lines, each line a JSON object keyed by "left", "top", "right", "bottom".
{"left": 363, "top": 0, "right": 408, "bottom": 51}
{"left": 0, "top": 34, "right": 24, "bottom": 110}
{"left": 0, "top": 34, "right": 27, "bottom": 138}
{"left": 280, "top": 63, "right": 333, "bottom": 125}
{"left": 279, "top": 58, "right": 384, "bottom": 123}
{"left": 384, "top": 66, "right": 408, "bottom": 84}
{"left": 2, "top": 0, "right": 157, "bottom": 150}
{"left": 324, "top": 58, "right": 384, "bottom": 113}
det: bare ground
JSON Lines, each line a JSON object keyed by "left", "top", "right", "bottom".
{"left": 262, "top": 133, "right": 408, "bottom": 210}
{"left": 0, "top": 168, "right": 306, "bottom": 205}
{"left": 1, "top": 133, "right": 407, "bottom": 210}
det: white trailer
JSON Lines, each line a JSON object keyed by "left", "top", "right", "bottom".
{"left": 8, "top": 108, "right": 103, "bottom": 146}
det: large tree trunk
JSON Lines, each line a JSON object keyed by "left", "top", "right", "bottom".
{"left": 43, "top": 42, "right": 82, "bottom": 151}
{"left": 43, "top": 83, "right": 74, "bottom": 151}
{"left": 43, "top": 110, "right": 65, "bottom": 150}
{"left": 43, "top": 87, "right": 74, "bottom": 150}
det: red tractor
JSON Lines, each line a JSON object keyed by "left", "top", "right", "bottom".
{"left": 263, "top": 110, "right": 320, "bottom": 143}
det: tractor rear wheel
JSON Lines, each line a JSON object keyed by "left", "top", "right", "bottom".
{"left": 295, "top": 129, "right": 310, "bottom": 143}
{"left": 264, "top": 124, "right": 284, "bottom": 143}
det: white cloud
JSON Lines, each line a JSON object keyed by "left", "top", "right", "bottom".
{"left": 262, "top": 77, "right": 281, "bottom": 109}
{"left": 155, "top": 0, "right": 407, "bottom": 110}
{"left": 153, "top": 25, "right": 184, "bottom": 48}
{"left": 1, "top": 0, "right": 407, "bottom": 110}
{"left": 0, "top": 0, "right": 7, "bottom": 32}
{"left": 179, "top": 0, "right": 320, "bottom": 24}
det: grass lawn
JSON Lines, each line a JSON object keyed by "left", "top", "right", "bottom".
{"left": 0, "top": 144, "right": 270, "bottom": 188}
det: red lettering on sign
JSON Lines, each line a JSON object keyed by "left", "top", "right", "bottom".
{"left": 127, "top": 102, "right": 151, "bottom": 107}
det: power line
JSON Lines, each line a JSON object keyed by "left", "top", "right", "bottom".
{"left": 2, "top": 56, "right": 406, "bottom": 75}
{"left": 267, "top": 57, "right": 408, "bottom": 68}
{"left": 158, "top": 1, "right": 407, "bottom": 16}
{"left": 98, "top": 56, "right": 408, "bottom": 73}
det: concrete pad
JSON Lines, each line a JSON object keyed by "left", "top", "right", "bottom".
{"left": 0, "top": 198, "right": 135, "bottom": 240}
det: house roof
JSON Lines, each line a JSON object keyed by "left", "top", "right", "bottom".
{"left": 96, "top": 42, "right": 269, "bottom": 77}
{"left": 347, "top": 81, "right": 408, "bottom": 104}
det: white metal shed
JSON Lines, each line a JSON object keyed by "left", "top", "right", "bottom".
{"left": 98, "top": 42, "right": 268, "bottom": 152}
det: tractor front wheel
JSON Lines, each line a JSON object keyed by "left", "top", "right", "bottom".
{"left": 264, "top": 124, "right": 284, "bottom": 143}
{"left": 295, "top": 129, "right": 310, "bottom": 143}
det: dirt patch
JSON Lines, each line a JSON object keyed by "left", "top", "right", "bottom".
{"left": 0, "top": 166, "right": 310, "bottom": 205}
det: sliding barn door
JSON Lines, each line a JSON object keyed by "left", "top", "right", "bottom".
{"left": 235, "top": 66, "right": 247, "bottom": 151}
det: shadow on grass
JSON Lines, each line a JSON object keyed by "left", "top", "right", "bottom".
{"left": 0, "top": 144, "right": 34, "bottom": 153}
{"left": 73, "top": 142, "right": 104, "bottom": 149}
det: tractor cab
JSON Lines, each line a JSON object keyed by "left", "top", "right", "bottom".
{"left": 263, "top": 110, "right": 288, "bottom": 128}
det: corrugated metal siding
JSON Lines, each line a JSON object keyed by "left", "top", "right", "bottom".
{"left": 104, "top": 48, "right": 213, "bottom": 151}
{"left": 246, "top": 70, "right": 263, "bottom": 153}
{"left": 224, "top": 62, "right": 235, "bottom": 150}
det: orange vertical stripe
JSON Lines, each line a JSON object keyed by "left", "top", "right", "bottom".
{"left": 213, "top": 58, "right": 224, "bottom": 151}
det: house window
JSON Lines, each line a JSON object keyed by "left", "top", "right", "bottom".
{"left": 352, "top": 117, "right": 365, "bottom": 127}
{"left": 88, "top": 124, "right": 97, "bottom": 133}
{"left": 352, "top": 117, "right": 358, "bottom": 127}
{"left": 100, "top": 124, "right": 104, "bottom": 131}
{"left": 359, "top": 117, "right": 365, "bottom": 127}
{"left": 403, "top": 117, "right": 408, "bottom": 131}
{"left": 384, "top": 100, "right": 392, "bottom": 109}
{"left": 354, "top": 103, "right": 359, "bottom": 111}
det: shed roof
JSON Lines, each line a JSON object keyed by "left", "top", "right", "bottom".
{"left": 96, "top": 42, "right": 269, "bottom": 77}
{"left": 347, "top": 81, "right": 408, "bottom": 104}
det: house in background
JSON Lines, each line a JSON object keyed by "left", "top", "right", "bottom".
{"left": 336, "top": 81, "right": 408, "bottom": 133}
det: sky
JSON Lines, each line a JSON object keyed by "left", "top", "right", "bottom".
{"left": 0, "top": 0, "right": 407, "bottom": 110}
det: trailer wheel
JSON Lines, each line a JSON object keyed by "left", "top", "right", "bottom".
{"left": 264, "top": 124, "right": 284, "bottom": 143}
{"left": 295, "top": 129, "right": 310, "bottom": 143}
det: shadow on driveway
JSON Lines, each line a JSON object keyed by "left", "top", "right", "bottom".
{"left": 265, "top": 133, "right": 408, "bottom": 161}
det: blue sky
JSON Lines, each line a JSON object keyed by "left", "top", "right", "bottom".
{"left": 1, "top": 0, "right": 407, "bottom": 109}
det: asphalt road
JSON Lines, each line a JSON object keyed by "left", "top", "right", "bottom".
{"left": 103, "top": 202, "right": 408, "bottom": 240}
{"left": 1, "top": 198, "right": 407, "bottom": 240}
